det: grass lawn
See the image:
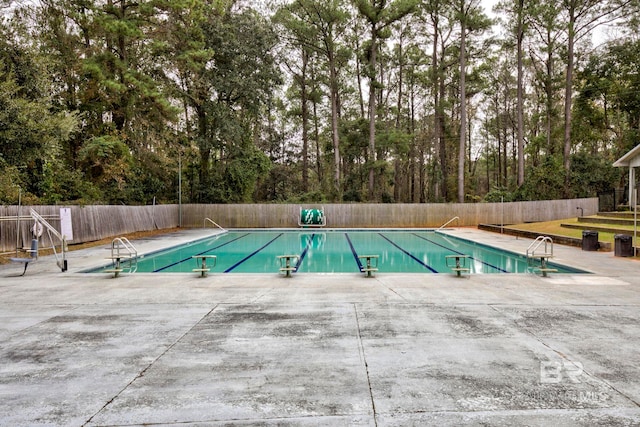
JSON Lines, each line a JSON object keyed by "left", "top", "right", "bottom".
{"left": 508, "top": 217, "right": 639, "bottom": 246}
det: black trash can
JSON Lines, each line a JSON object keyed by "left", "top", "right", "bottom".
{"left": 614, "top": 234, "right": 634, "bottom": 257}
{"left": 582, "top": 230, "right": 599, "bottom": 251}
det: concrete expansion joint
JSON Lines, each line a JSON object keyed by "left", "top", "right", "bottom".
{"left": 375, "top": 278, "right": 408, "bottom": 301}
{"left": 82, "top": 305, "right": 218, "bottom": 426}
{"left": 353, "top": 303, "right": 378, "bottom": 426}
{"left": 3, "top": 227, "right": 640, "bottom": 426}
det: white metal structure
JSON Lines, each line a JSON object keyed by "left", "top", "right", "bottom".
{"left": 104, "top": 237, "right": 138, "bottom": 277}
{"left": 439, "top": 216, "right": 460, "bottom": 229}
{"left": 526, "top": 236, "right": 557, "bottom": 277}
{"left": 29, "top": 209, "right": 68, "bottom": 272}
{"left": 204, "top": 217, "right": 226, "bottom": 231}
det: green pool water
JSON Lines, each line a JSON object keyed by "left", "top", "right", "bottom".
{"left": 91, "top": 230, "right": 585, "bottom": 274}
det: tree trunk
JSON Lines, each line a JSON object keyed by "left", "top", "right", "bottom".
{"left": 396, "top": 33, "right": 405, "bottom": 202}
{"left": 516, "top": 0, "right": 525, "bottom": 186}
{"left": 196, "top": 105, "right": 209, "bottom": 199}
{"left": 300, "top": 49, "right": 310, "bottom": 192}
{"left": 431, "top": 13, "right": 441, "bottom": 200}
{"left": 439, "top": 49, "right": 447, "bottom": 201}
{"left": 396, "top": 33, "right": 404, "bottom": 130}
{"left": 458, "top": 9, "right": 467, "bottom": 203}
{"left": 563, "top": 5, "right": 576, "bottom": 197}
{"left": 329, "top": 52, "right": 341, "bottom": 199}
{"left": 546, "top": 42, "right": 554, "bottom": 155}
{"left": 313, "top": 93, "right": 322, "bottom": 183}
{"left": 354, "top": 25, "right": 366, "bottom": 120}
{"left": 367, "top": 25, "right": 378, "bottom": 201}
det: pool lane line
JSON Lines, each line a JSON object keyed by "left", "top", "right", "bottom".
{"left": 344, "top": 233, "right": 365, "bottom": 271}
{"left": 153, "top": 233, "right": 252, "bottom": 272}
{"left": 378, "top": 233, "right": 438, "bottom": 273}
{"left": 224, "top": 233, "right": 284, "bottom": 273}
{"left": 412, "top": 233, "right": 508, "bottom": 273}
{"left": 294, "top": 233, "right": 316, "bottom": 271}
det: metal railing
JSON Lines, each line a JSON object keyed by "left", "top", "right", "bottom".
{"left": 29, "top": 209, "right": 67, "bottom": 272}
{"left": 111, "top": 237, "right": 138, "bottom": 260}
{"left": 204, "top": 217, "right": 226, "bottom": 231}
{"left": 438, "top": 216, "right": 460, "bottom": 229}
{"left": 108, "top": 237, "right": 138, "bottom": 275}
{"left": 525, "top": 236, "right": 557, "bottom": 276}
{"left": 526, "top": 235, "right": 554, "bottom": 259}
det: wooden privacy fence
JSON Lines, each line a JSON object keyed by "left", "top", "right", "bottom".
{"left": 182, "top": 198, "right": 598, "bottom": 228}
{"left": 0, "top": 205, "right": 178, "bottom": 253}
{"left": 1, "top": 198, "right": 598, "bottom": 252}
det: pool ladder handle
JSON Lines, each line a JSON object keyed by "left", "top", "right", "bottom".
{"left": 445, "top": 254, "right": 470, "bottom": 277}
{"left": 192, "top": 255, "right": 217, "bottom": 277}
{"left": 105, "top": 237, "right": 138, "bottom": 278}
{"left": 358, "top": 255, "right": 379, "bottom": 277}
{"left": 526, "top": 236, "right": 558, "bottom": 277}
{"left": 277, "top": 255, "right": 299, "bottom": 277}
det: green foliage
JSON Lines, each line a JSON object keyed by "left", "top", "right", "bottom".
{"left": 0, "top": 160, "right": 27, "bottom": 204}
{"left": 290, "top": 191, "right": 329, "bottom": 203}
{"left": 38, "top": 160, "right": 102, "bottom": 204}
{"left": 516, "top": 155, "right": 565, "bottom": 200}
{"left": 208, "top": 143, "right": 272, "bottom": 203}
{"left": 569, "top": 152, "right": 620, "bottom": 198}
{"left": 204, "top": 9, "right": 283, "bottom": 115}
{"left": 378, "top": 128, "right": 412, "bottom": 156}
{"left": 224, "top": 155, "right": 270, "bottom": 203}
{"left": 78, "top": 135, "right": 133, "bottom": 203}
{"left": 0, "top": 0, "right": 637, "bottom": 207}
{"left": 482, "top": 186, "right": 514, "bottom": 203}
{"left": 0, "top": 33, "right": 80, "bottom": 202}
{"left": 125, "top": 150, "right": 179, "bottom": 204}
{"left": 340, "top": 118, "right": 369, "bottom": 159}
{"left": 183, "top": 7, "right": 282, "bottom": 203}
{"left": 576, "top": 40, "right": 640, "bottom": 157}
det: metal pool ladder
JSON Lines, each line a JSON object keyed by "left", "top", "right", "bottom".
{"left": 526, "top": 236, "right": 557, "bottom": 277}
{"left": 105, "top": 237, "right": 138, "bottom": 277}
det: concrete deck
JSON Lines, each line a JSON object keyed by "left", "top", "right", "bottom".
{"left": 1, "top": 228, "right": 639, "bottom": 426}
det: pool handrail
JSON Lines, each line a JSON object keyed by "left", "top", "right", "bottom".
{"left": 105, "top": 237, "right": 138, "bottom": 277}
{"left": 204, "top": 218, "right": 226, "bottom": 232}
{"left": 439, "top": 216, "right": 460, "bottom": 229}
{"left": 526, "top": 235, "right": 556, "bottom": 277}
{"left": 526, "top": 235, "right": 553, "bottom": 258}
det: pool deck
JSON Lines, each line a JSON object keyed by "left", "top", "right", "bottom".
{"left": 1, "top": 228, "right": 639, "bottom": 426}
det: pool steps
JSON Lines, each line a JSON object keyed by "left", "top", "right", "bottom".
{"left": 277, "top": 255, "right": 299, "bottom": 277}
{"left": 358, "top": 255, "right": 379, "bottom": 277}
{"left": 445, "top": 254, "right": 470, "bottom": 277}
{"left": 105, "top": 237, "right": 138, "bottom": 278}
{"left": 192, "top": 255, "right": 217, "bottom": 277}
{"left": 526, "top": 236, "right": 558, "bottom": 277}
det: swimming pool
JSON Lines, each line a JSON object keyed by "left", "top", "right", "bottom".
{"left": 92, "top": 230, "right": 585, "bottom": 274}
